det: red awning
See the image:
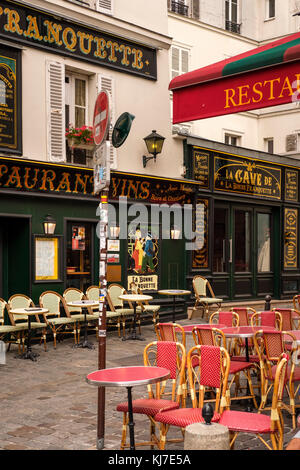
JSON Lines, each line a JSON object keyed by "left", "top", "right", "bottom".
{"left": 169, "top": 32, "right": 300, "bottom": 123}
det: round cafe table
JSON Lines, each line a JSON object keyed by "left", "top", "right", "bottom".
{"left": 178, "top": 323, "right": 226, "bottom": 334}
{"left": 67, "top": 300, "right": 99, "bottom": 349}
{"left": 10, "top": 307, "right": 48, "bottom": 361}
{"left": 158, "top": 289, "right": 191, "bottom": 323}
{"left": 86, "top": 366, "right": 170, "bottom": 450}
{"left": 119, "top": 294, "right": 152, "bottom": 341}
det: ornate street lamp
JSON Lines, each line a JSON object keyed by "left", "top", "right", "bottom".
{"left": 143, "top": 130, "right": 165, "bottom": 168}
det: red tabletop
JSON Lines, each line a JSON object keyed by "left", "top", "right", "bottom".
{"left": 178, "top": 323, "right": 226, "bottom": 333}
{"left": 86, "top": 366, "right": 170, "bottom": 388}
{"left": 220, "top": 326, "right": 277, "bottom": 338}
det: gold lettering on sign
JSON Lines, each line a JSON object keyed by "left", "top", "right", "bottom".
{"left": 284, "top": 208, "right": 298, "bottom": 269}
{"left": 23, "top": 15, "right": 43, "bottom": 40}
{"left": 43, "top": 20, "right": 63, "bottom": 45}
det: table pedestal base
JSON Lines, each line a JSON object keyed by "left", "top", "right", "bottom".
{"left": 122, "top": 332, "right": 145, "bottom": 341}
{"left": 74, "top": 340, "right": 95, "bottom": 349}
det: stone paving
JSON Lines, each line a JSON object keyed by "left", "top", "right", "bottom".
{"left": 0, "top": 316, "right": 298, "bottom": 451}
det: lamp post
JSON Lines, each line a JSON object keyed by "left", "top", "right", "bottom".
{"left": 143, "top": 130, "right": 165, "bottom": 168}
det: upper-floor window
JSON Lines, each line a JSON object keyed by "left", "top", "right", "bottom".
{"left": 64, "top": 0, "right": 113, "bottom": 15}
{"left": 225, "top": 0, "right": 241, "bottom": 34}
{"left": 264, "top": 137, "right": 274, "bottom": 154}
{"left": 225, "top": 132, "right": 241, "bottom": 146}
{"left": 265, "top": 0, "right": 275, "bottom": 19}
{"left": 170, "top": 0, "right": 189, "bottom": 17}
{"left": 171, "top": 46, "right": 189, "bottom": 80}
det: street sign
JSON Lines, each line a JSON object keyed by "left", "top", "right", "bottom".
{"left": 112, "top": 112, "right": 135, "bottom": 148}
{"left": 93, "top": 91, "right": 110, "bottom": 147}
{"left": 93, "top": 141, "right": 111, "bottom": 195}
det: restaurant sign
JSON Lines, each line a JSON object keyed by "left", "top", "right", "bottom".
{"left": 0, "top": 0, "right": 157, "bottom": 80}
{"left": 214, "top": 155, "right": 281, "bottom": 200}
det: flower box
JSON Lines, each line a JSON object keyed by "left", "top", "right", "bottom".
{"left": 67, "top": 138, "right": 95, "bottom": 151}
{"left": 65, "top": 125, "right": 95, "bottom": 151}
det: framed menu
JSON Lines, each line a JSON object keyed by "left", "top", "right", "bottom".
{"left": 34, "top": 235, "right": 62, "bottom": 282}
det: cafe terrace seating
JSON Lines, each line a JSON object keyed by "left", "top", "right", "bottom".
{"left": 192, "top": 325, "right": 258, "bottom": 408}
{"left": 39, "top": 291, "right": 78, "bottom": 348}
{"left": 155, "top": 322, "right": 186, "bottom": 347}
{"left": 7, "top": 294, "right": 48, "bottom": 351}
{"left": 219, "top": 353, "right": 289, "bottom": 450}
{"left": 62, "top": 288, "right": 97, "bottom": 342}
{"left": 192, "top": 275, "right": 223, "bottom": 321}
{"left": 130, "top": 283, "right": 160, "bottom": 326}
{"left": 230, "top": 307, "right": 257, "bottom": 356}
{"left": 154, "top": 345, "right": 230, "bottom": 450}
{"left": 0, "top": 298, "right": 25, "bottom": 354}
{"left": 107, "top": 284, "right": 135, "bottom": 338}
{"left": 253, "top": 329, "right": 300, "bottom": 429}
{"left": 209, "top": 311, "right": 239, "bottom": 354}
{"left": 116, "top": 340, "right": 186, "bottom": 450}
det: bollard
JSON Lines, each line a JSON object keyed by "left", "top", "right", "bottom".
{"left": 184, "top": 403, "right": 229, "bottom": 450}
{"left": 264, "top": 294, "right": 271, "bottom": 311}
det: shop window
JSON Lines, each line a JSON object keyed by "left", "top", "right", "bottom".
{"left": 257, "top": 213, "right": 271, "bottom": 273}
{"left": 171, "top": 46, "right": 189, "bottom": 80}
{"left": 225, "top": 0, "right": 241, "bottom": 34}
{"left": 66, "top": 222, "right": 93, "bottom": 291}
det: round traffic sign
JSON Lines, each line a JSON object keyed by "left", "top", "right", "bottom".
{"left": 93, "top": 91, "right": 110, "bottom": 147}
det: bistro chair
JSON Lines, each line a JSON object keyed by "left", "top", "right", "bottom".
{"left": 105, "top": 292, "right": 125, "bottom": 338}
{"left": 219, "top": 353, "right": 289, "bottom": 450}
{"left": 155, "top": 322, "right": 186, "bottom": 348}
{"left": 272, "top": 308, "right": 300, "bottom": 332}
{"left": 155, "top": 345, "right": 230, "bottom": 450}
{"left": 209, "top": 310, "right": 239, "bottom": 355}
{"left": 253, "top": 329, "right": 300, "bottom": 429}
{"left": 39, "top": 291, "right": 78, "bottom": 348}
{"left": 85, "top": 285, "right": 99, "bottom": 312}
{"left": 116, "top": 340, "right": 186, "bottom": 450}
{"left": 130, "top": 282, "right": 160, "bottom": 326}
{"left": 192, "top": 275, "right": 223, "bottom": 321}
{"left": 62, "top": 288, "right": 97, "bottom": 342}
{"left": 107, "top": 284, "right": 134, "bottom": 337}
{"left": 230, "top": 307, "right": 257, "bottom": 356}
{"left": 192, "top": 325, "right": 258, "bottom": 408}
{"left": 0, "top": 298, "right": 25, "bottom": 354}
{"left": 7, "top": 294, "right": 48, "bottom": 351}
{"left": 250, "top": 310, "right": 282, "bottom": 330}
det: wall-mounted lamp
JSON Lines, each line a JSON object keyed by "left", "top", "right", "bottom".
{"left": 143, "top": 130, "right": 165, "bottom": 168}
{"left": 43, "top": 214, "right": 56, "bottom": 235}
{"left": 171, "top": 227, "right": 181, "bottom": 240}
{"left": 110, "top": 225, "right": 120, "bottom": 238}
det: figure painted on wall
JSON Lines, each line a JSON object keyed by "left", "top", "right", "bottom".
{"left": 131, "top": 229, "right": 144, "bottom": 272}
{"left": 141, "top": 233, "right": 155, "bottom": 273}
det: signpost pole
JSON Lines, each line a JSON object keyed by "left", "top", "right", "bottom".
{"left": 92, "top": 90, "right": 110, "bottom": 450}
{"left": 97, "top": 189, "right": 109, "bottom": 449}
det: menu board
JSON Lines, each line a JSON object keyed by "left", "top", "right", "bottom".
{"left": 0, "top": 47, "right": 21, "bottom": 152}
{"left": 193, "top": 149, "right": 209, "bottom": 188}
{"left": 35, "top": 237, "right": 59, "bottom": 281}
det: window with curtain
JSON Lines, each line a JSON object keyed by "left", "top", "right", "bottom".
{"left": 225, "top": 0, "right": 240, "bottom": 33}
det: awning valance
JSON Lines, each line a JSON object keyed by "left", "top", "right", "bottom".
{"left": 169, "top": 32, "right": 300, "bottom": 123}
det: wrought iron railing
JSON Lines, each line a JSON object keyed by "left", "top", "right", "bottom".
{"left": 171, "top": 1, "right": 189, "bottom": 17}
{"left": 225, "top": 20, "right": 241, "bottom": 34}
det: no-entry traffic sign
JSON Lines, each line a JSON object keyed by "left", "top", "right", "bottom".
{"left": 93, "top": 91, "right": 110, "bottom": 147}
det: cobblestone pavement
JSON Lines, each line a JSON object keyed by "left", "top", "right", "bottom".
{"left": 0, "top": 316, "right": 298, "bottom": 451}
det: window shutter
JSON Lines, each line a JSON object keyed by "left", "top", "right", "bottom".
{"left": 171, "top": 47, "right": 180, "bottom": 79}
{"left": 192, "top": 0, "right": 200, "bottom": 19}
{"left": 97, "top": 74, "right": 117, "bottom": 169}
{"left": 96, "top": 0, "right": 113, "bottom": 15}
{"left": 181, "top": 49, "right": 189, "bottom": 73}
{"left": 46, "top": 61, "right": 65, "bottom": 162}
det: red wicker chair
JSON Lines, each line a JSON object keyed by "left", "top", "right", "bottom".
{"left": 272, "top": 308, "right": 299, "bottom": 331}
{"left": 253, "top": 329, "right": 300, "bottom": 429}
{"left": 251, "top": 310, "right": 282, "bottom": 330}
{"left": 155, "top": 322, "right": 186, "bottom": 347}
{"left": 219, "top": 353, "right": 289, "bottom": 450}
{"left": 116, "top": 340, "right": 186, "bottom": 449}
{"left": 192, "top": 325, "right": 258, "bottom": 408}
{"left": 155, "top": 345, "right": 231, "bottom": 450}
{"left": 209, "top": 310, "right": 239, "bottom": 327}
